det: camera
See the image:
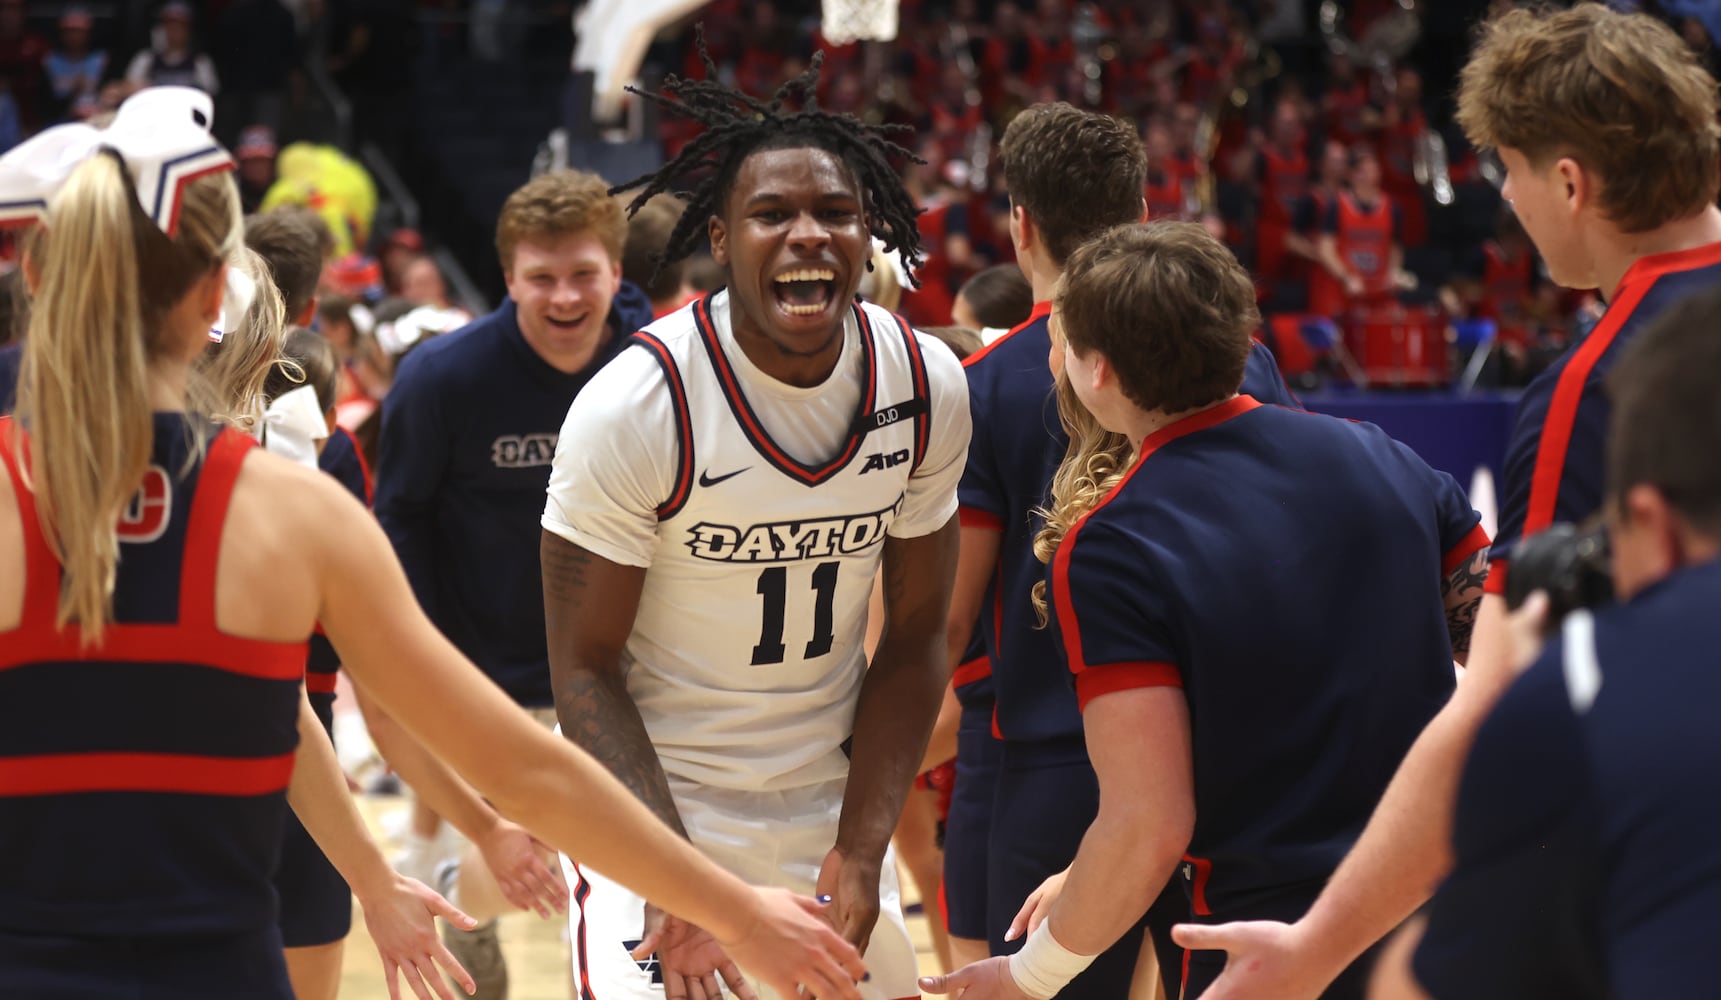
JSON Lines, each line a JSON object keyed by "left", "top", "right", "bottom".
{"left": 1503, "top": 522, "right": 1615, "bottom": 627}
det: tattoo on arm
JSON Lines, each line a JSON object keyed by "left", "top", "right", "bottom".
{"left": 1441, "top": 549, "right": 1488, "bottom": 660}
{"left": 540, "top": 532, "right": 593, "bottom": 606}
{"left": 554, "top": 670, "right": 688, "bottom": 837}
{"left": 542, "top": 535, "right": 686, "bottom": 837}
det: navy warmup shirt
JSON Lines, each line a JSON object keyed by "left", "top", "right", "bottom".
{"left": 1488, "top": 244, "right": 1721, "bottom": 594}
{"left": 1051, "top": 396, "right": 1486, "bottom": 915}
{"left": 960, "top": 300, "right": 1299, "bottom": 743}
{"left": 375, "top": 284, "right": 653, "bottom": 706}
{"left": 1416, "top": 559, "right": 1721, "bottom": 1000}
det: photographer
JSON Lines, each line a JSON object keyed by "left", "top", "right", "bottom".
{"left": 1380, "top": 286, "right": 1721, "bottom": 1000}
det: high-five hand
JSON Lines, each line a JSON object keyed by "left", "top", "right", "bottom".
{"left": 815, "top": 846, "right": 882, "bottom": 953}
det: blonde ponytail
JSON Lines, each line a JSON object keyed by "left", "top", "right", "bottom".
{"left": 1029, "top": 371, "right": 1133, "bottom": 626}
{"left": 14, "top": 152, "right": 240, "bottom": 644}
{"left": 16, "top": 154, "right": 156, "bottom": 643}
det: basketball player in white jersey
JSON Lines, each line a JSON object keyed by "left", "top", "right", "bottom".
{"left": 540, "top": 40, "right": 969, "bottom": 1000}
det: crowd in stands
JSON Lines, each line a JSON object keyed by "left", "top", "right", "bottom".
{"left": 6, "top": 0, "right": 1721, "bottom": 389}
{"left": 642, "top": 0, "right": 1720, "bottom": 388}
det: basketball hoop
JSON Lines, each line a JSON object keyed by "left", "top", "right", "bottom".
{"left": 821, "top": 0, "right": 898, "bottom": 44}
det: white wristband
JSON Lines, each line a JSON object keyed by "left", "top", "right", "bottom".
{"left": 1008, "top": 920, "right": 1099, "bottom": 999}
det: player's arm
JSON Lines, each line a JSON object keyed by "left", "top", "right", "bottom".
{"left": 829, "top": 516, "right": 960, "bottom": 945}
{"left": 1040, "top": 688, "right": 1193, "bottom": 960}
{"left": 925, "top": 522, "right": 1195, "bottom": 1000}
{"left": 542, "top": 531, "right": 687, "bottom": 835}
{"left": 828, "top": 343, "right": 973, "bottom": 948}
{"left": 1442, "top": 548, "right": 1488, "bottom": 665}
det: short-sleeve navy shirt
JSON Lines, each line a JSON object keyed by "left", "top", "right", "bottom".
{"left": 1051, "top": 396, "right": 1486, "bottom": 913}
{"left": 1488, "top": 244, "right": 1721, "bottom": 593}
{"left": 958, "top": 303, "right": 1298, "bottom": 744}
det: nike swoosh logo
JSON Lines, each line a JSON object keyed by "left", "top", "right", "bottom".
{"left": 698, "top": 467, "right": 750, "bottom": 487}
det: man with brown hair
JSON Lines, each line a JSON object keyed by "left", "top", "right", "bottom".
{"left": 245, "top": 208, "right": 330, "bottom": 327}
{"left": 953, "top": 101, "right": 1297, "bottom": 999}
{"left": 1178, "top": 7, "right": 1721, "bottom": 997}
{"left": 373, "top": 168, "right": 655, "bottom": 997}
{"left": 923, "top": 222, "right": 1484, "bottom": 1000}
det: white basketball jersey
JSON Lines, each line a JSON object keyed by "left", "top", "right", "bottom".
{"left": 618, "top": 293, "right": 936, "bottom": 793}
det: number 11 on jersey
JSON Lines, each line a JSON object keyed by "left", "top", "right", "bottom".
{"left": 752, "top": 562, "right": 839, "bottom": 665}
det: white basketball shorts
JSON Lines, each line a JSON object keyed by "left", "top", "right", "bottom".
{"left": 559, "top": 775, "right": 921, "bottom": 999}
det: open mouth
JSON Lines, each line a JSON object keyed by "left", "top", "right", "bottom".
{"left": 546, "top": 312, "right": 590, "bottom": 331}
{"left": 771, "top": 268, "right": 838, "bottom": 317}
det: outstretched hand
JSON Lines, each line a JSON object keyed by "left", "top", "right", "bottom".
{"left": 1004, "top": 868, "right": 1068, "bottom": 944}
{"left": 918, "top": 956, "right": 1029, "bottom": 1000}
{"left": 633, "top": 903, "right": 758, "bottom": 1000}
{"left": 815, "top": 846, "right": 883, "bottom": 954}
{"left": 359, "top": 872, "right": 479, "bottom": 1000}
{"left": 715, "top": 889, "right": 867, "bottom": 999}
{"left": 475, "top": 819, "right": 569, "bottom": 919}
{"left": 1170, "top": 920, "right": 1335, "bottom": 1000}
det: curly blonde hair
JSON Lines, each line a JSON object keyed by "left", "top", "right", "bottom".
{"left": 1028, "top": 326, "right": 1132, "bottom": 625}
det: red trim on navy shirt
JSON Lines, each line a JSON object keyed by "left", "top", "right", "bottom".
{"left": 1524, "top": 242, "right": 1721, "bottom": 543}
{"left": 1183, "top": 854, "right": 1214, "bottom": 915}
{"left": 951, "top": 656, "right": 992, "bottom": 689}
{"left": 305, "top": 671, "right": 339, "bottom": 695}
{"left": 1074, "top": 661, "right": 1182, "bottom": 711}
{"left": 959, "top": 505, "right": 1004, "bottom": 531}
{"left": 0, "top": 751, "right": 296, "bottom": 797}
{"left": 1484, "top": 560, "right": 1511, "bottom": 596}
{"left": 1053, "top": 396, "right": 1262, "bottom": 679}
{"left": 1441, "top": 524, "right": 1491, "bottom": 577}
{"left": 962, "top": 300, "right": 1052, "bottom": 369}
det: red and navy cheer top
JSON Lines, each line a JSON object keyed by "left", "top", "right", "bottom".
{"left": 0, "top": 413, "right": 307, "bottom": 938}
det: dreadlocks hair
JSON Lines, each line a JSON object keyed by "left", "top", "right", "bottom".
{"left": 611, "top": 26, "right": 927, "bottom": 288}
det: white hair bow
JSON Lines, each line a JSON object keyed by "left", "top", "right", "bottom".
{"left": 0, "top": 86, "right": 233, "bottom": 238}
{"left": 261, "top": 384, "right": 329, "bottom": 470}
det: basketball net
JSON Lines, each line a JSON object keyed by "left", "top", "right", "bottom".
{"left": 821, "top": 0, "right": 899, "bottom": 44}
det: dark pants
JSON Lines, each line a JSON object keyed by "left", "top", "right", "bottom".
{"left": 943, "top": 708, "right": 1002, "bottom": 940}
{"left": 987, "top": 737, "right": 1153, "bottom": 997}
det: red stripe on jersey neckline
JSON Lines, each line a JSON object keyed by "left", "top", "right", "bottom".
{"left": 1052, "top": 396, "right": 1262, "bottom": 679}
{"left": 691, "top": 292, "right": 879, "bottom": 485}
